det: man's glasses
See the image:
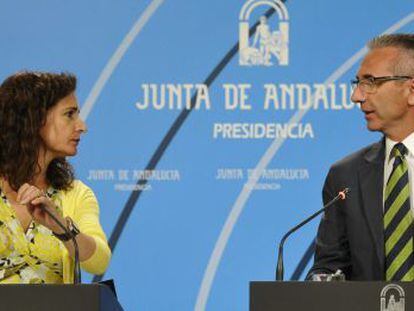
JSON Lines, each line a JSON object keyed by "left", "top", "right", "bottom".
{"left": 350, "top": 75, "right": 412, "bottom": 94}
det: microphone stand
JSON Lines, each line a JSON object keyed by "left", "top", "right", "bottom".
{"left": 275, "top": 188, "right": 350, "bottom": 281}
{"left": 42, "top": 208, "right": 81, "bottom": 284}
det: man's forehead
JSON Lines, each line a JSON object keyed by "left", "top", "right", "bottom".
{"left": 357, "top": 47, "right": 400, "bottom": 77}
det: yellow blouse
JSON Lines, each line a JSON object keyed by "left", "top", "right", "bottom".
{"left": 0, "top": 180, "right": 111, "bottom": 284}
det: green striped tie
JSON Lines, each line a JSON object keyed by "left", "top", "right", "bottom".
{"left": 384, "top": 143, "right": 414, "bottom": 281}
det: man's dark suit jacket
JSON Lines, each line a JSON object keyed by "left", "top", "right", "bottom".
{"left": 307, "top": 139, "right": 387, "bottom": 280}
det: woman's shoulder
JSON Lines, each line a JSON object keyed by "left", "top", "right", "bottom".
{"left": 70, "top": 179, "right": 90, "bottom": 191}
{"left": 66, "top": 179, "right": 92, "bottom": 193}
{"left": 59, "top": 180, "right": 99, "bottom": 217}
{"left": 60, "top": 179, "right": 95, "bottom": 201}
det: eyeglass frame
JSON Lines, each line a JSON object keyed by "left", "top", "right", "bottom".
{"left": 350, "top": 75, "right": 412, "bottom": 94}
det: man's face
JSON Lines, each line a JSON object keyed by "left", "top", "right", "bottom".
{"left": 351, "top": 47, "right": 412, "bottom": 139}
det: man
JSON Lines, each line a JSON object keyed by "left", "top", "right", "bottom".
{"left": 307, "top": 33, "right": 414, "bottom": 281}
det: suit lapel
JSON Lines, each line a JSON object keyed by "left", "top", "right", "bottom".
{"left": 358, "top": 139, "right": 385, "bottom": 271}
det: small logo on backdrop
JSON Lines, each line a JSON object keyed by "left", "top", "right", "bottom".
{"left": 239, "top": 0, "right": 289, "bottom": 67}
{"left": 380, "top": 284, "right": 405, "bottom": 311}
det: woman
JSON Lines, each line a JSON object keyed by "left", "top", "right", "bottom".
{"left": 0, "top": 71, "right": 111, "bottom": 283}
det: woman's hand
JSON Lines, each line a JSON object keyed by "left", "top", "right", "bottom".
{"left": 16, "top": 183, "right": 66, "bottom": 234}
{"left": 16, "top": 183, "right": 97, "bottom": 262}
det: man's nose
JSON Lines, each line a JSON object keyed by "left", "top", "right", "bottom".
{"left": 351, "top": 85, "right": 366, "bottom": 104}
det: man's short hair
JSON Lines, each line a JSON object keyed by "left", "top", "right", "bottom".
{"left": 368, "top": 33, "right": 414, "bottom": 75}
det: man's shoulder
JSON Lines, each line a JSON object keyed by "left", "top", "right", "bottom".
{"left": 331, "top": 140, "right": 384, "bottom": 171}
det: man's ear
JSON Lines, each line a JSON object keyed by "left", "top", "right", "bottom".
{"left": 408, "top": 79, "right": 414, "bottom": 106}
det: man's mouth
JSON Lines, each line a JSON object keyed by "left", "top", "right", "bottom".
{"left": 363, "top": 111, "right": 375, "bottom": 119}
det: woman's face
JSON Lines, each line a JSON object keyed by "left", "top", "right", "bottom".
{"left": 39, "top": 92, "right": 87, "bottom": 160}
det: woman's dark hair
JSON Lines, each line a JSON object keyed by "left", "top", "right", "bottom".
{"left": 0, "top": 71, "right": 77, "bottom": 190}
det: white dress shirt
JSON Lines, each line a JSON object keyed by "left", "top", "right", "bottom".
{"left": 383, "top": 132, "right": 414, "bottom": 213}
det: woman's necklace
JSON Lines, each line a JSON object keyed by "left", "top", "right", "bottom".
{"left": 0, "top": 179, "right": 50, "bottom": 203}
{"left": 2, "top": 188, "right": 16, "bottom": 197}
{"left": 0, "top": 180, "right": 21, "bottom": 205}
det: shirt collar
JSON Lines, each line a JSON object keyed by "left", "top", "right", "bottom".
{"left": 385, "top": 132, "right": 414, "bottom": 163}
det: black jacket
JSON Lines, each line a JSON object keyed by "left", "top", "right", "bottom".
{"left": 307, "top": 139, "right": 386, "bottom": 280}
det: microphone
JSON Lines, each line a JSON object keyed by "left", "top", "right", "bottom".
{"left": 275, "top": 188, "right": 350, "bottom": 281}
{"left": 40, "top": 206, "right": 82, "bottom": 284}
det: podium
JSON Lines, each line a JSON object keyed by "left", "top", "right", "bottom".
{"left": 250, "top": 281, "right": 413, "bottom": 311}
{"left": 0, "top": 284, "right": 123, "bottom": 311}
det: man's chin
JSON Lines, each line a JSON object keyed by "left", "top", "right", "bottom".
{"left": 366, "top": 122, "right": 381, "bottom": 132}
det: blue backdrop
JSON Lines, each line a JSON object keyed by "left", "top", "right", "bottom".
{"left": 1, "top": 1, "right": 413, "bottom": 310}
